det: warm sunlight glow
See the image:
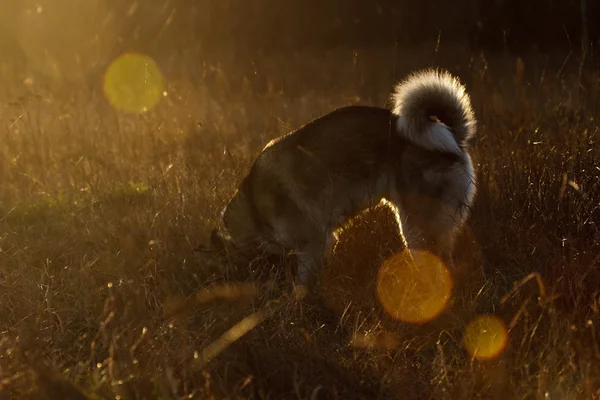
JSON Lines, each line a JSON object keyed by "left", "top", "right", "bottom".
{"left": 15, "top": 0, "right": 114, "bottom": 80}
{"left": 376, "top": 249, "right": 453, "bottom": 324}
{"left": 463, "top": 315, "right": 508, "bottom": 360}
{"left": 103, "top": 53, "right": 165, "bottom": 114}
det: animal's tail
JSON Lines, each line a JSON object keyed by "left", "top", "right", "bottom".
{"left": 392, "top": 69, "right": 476, "bottom": 153}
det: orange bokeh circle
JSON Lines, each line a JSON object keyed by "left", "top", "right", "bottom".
{"left": 376, "top": 249, "right": 453, "bottom": 324}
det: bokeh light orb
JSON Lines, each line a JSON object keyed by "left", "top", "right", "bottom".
{"left": 376, "top": 249, "right": 453, "bottom": 324}
{"left": 463, "top": 314, "right": 508, "bottom": 360}
{"left": 103, "top": 53, "right": 164, "bottom": 114}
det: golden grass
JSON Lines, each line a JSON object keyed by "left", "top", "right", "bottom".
{"left": 0, "top": 45, "right": 599, "bottom": 399}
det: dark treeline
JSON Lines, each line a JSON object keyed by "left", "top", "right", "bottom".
{"left": 0, "top": 0, "right": 597, "bottom": 82}
{"left": 155, "top": 0, "right": 597, "bottom": 54}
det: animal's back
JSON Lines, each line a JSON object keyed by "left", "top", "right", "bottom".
{"left": 244, "top": 106, "right": 402, "bottom": 234}
{"left": 256, "top": 106, "right": 400, "bottom": 193}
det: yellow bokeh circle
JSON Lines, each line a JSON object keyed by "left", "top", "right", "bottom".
{"left": 376, "top": 249, "right": 453, "bottom": 324}
{"left": 463, "top": 315, "right": 508, "bottom": 360}
{"left": 103, "top": 53, "right": 164, "bottom": 114}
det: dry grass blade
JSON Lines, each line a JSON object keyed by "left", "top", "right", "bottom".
{"left": 163, "top": 282, "right": 261, "bottom": 317}
{"left": 194, "top": 286, "right": 297, "bottom": 370}
{"left": 195, "top": 309, "right": 271, "bottom": 370}
{"left": 195, "top": 282, "right": 260, "bottom": 305}
{"left": 350, "top": 331, "right": 400, "bottom": 349}
{"left": 508, "top": 298, "right": 531, "bottom": 330}
{"left": 500, "top": 272, "right": 547, "bottom": 305}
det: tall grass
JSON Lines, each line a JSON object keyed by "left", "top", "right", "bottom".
{"left": 0, "top": 44, "right": 599, "bottom": 399}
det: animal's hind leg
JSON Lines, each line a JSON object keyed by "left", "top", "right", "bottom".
{"left": 381, "top": 198, "right": 412, "bottom": 253}
{"left": 395, "top": 160, "right": 475, "bottom": 270}
{"left": 397, "top": 194, "right": 464, "bottom": 271}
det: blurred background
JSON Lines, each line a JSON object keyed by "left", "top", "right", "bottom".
{"left": 0, "top": 0, "right": 597, "bottom": 89}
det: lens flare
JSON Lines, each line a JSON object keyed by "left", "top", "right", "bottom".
{"left": 103, "top": 53, "right": 164, "bottom": 114}
{"left": 376, "top": 249, "right": 453, "bottom": 324}
{"left": 463, "top": 314, "right": 508, "bottom": 360}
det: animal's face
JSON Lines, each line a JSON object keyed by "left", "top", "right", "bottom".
{"left": 221, "top": 189, "right": 262, "bottom": 254}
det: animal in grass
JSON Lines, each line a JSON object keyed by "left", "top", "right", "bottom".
{"left": 209, "top": 69, "right": 477, "bottom": 298}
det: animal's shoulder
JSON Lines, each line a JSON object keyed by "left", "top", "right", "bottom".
{"left": 260, "top": 105, "right": 394, "bottom": 153}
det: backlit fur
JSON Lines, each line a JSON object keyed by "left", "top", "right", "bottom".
{"left": 211, "top": 69, "right": 478, "bottom": 294}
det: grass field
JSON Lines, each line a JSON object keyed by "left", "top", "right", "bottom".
{"left": 1, "top": 43, "right": 599, "bottom": 399}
